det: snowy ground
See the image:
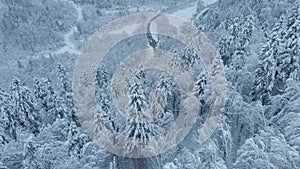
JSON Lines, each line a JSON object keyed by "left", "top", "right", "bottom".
{"left": 173, "top": 2, "right": 197, "bottom": 21}
{"left": 172, "top": 0, "right": 219, "bottom": 21}
{"left": 202, "top": 0, "right": 218, "bottom": 6}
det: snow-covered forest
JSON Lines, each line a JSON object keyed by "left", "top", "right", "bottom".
{"left": 0, "top": 0, "right": 300, "bottom": 168}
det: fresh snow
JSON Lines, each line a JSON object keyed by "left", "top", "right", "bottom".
{"left": 173, "top": 2, "right": 197, "bottom": 21}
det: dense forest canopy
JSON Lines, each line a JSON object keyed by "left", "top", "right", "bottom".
{"left": 0, "top": 0, "right": 299, "bottom": 168}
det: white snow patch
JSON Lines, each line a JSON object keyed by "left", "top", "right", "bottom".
{"left": 50, "top": 0, "right": 83, "bottom": 56}
{"left": 202, "top": 0, "right": 218, "bottom": 6}
{"left": 173, "top": 3, "right": 197, "bottom": 21}
{"left": 74, "top": 3, "right": 83, "bottom": 21}
{"left": 109, "top": 23, "right": 141, "bottom": 35}
{"left": 55, "top": 26, "right": 80, "bottom": 55}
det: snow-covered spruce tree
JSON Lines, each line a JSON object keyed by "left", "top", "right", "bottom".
{"left": 34, "top": 78, "right": 58, "bottom": 126}
{"left": 195, "top": 140, "right": 227, "bottom": 169}
{"left": 94, "top": 64, "right": 116, "bottom": 132}
{"left": 181, "top": 45, "right": 198, "bottom": 67}
{"left": 267, "top": 15, "right": 287, "bottom": 94}
{"left": 217, "top": 17, "right": 242, "bottom": 67}
{"left": 33, "top": 79, "right": 45, "bottom": 101}
{"left": 93, "top": 93, "right": 116, "bottom": 139}
{"left": 269, "top": 79, "right": 300, "bottom": 156}
{"left": 277, "top": 3, "right": 300, "bottom": 83}
{"left": 9, "top": 79, "right": 27, "bottom": 129}
{"left": 229, "top": 17, "right": 241, "bottom": 42}
{"left": 150, "top": 75, "right": 175, "bottom": 129}
{"left": 252, "top": 16, "right": 286, "bottom": 104}
{"left": 228, "top": 43, "right": 249, "bottom": 91}
{"left": 9, "top": 79, "right": 41, "bottom": 136}
{"left": 218, "top": 35, "right": 233, "bottom": 66}
{"left": 95, "top": 64, "right": 109, "bottom": 94}
{"left": 30, "top": 117, "right": 72, "bottom": 168}
{"left": 156, "top": 75, "right": 175, "bottom": 112}
{"left": 261, "top": 22, "right": 269, "bottom": 40}
{"left": 93, "top": 108, "right": 104, "bottom": 140}
{"left": 122, "top": 74, "right": 153, "bottom": 156}
{"left": 148, "top": 87, "right": 167, "bottom": 120}
{"left": 230, "top": 42, "right": 246, "bottom": 72}
{"left": 216, "top": 116, "right": 234, "bottom": 168}
{"left": 57, "top": 64, "right": 92, "bottom": 160}
{"left": 22, "top": 136, "right": 39, "bottom": 169}
{"left": 266, "top": 77, "right": 299, "bottom": 124}
{"left": 218, "top": 15, "right": 254, "bottom": 68}
{"left": 0, "top": 89, "right": 12, "bottom": 143}
{"left": 234, "top": 127, "right": 300, "bottom": 169}
{"left": 241, "top": 15, "right": 255, "bottom": 48}
{"left": 224, "top": 91, "right": 255, "bottom": 167}
{"left": 166, "top": 147, "right": 200, "bottom": 169}
{"left": 193, "top": 72, "right": 208, "bottom": 105}
{"left": 252, "top": 62, "right": 271, "bottom": 105}
{"left": 156, "top": 75, "right": 173, "bottom": 98}
{"left": 127, "top": 76, "right": 148, "bottom": 114}
{"left": 56, "top": 64, "right": 77, "bottom": 123}
{"left": 231, "top": 15, "right": 254, "bottom": 71}
{"left": 66, "top": 123, "right": 90, "bottom": 159}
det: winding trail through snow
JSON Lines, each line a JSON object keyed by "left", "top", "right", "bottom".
{"left": 55, "top": 1, "right": 83, "bottom": 56}
{"left": 37, "top": 0, "right": 83, "bottom": 58}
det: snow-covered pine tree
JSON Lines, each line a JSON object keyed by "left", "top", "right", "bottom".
{"left": 94, "top": 64, "right": 116, "bottom": 131}
{"left": 169, "top": 146, "right": 199, "bottom": 169}
{"left": 128, "top": 76, "right": 148, "bottom": 114}
{"left": 241, "top": 15, "right": 255, "bottom": 48}
{"left": 218, "top": 15, "right": 254, "bottom": 69}
{"left": 229, "top": 17, "right": 241, "bottom": 42}
{"left": 195, "top": 140, "right": 227, "bottom": 169}
{"left": 252, "top": 62, "right": 271, "bottom": 105}
{"left": 66, "top": 123, "right": 90, "bottom": 159}
{"left": 56, "top": 64, "right": 77, "bottom": 124}
{"left": 34, "top": 78, "right": 58, "bottom": 126}
{"left": 93, "top": 108, "right": 104, "bottom": 139}
{"left": 230, "top": 42, "right": 246, "bottom": 72}
{"left": 0, "top": 89, "right": 12, "bottom": 143}
{"left": 234, "top": 127, "right": 299, "bottom": 169}
{"left": 182, "top": 45, "right": 198, "bottom": 67}
{"left": 127, "top": 75, "right": 173, "bottom": 133}
{"left": 122, "top": 75, "right": 151, "bottom": 154}
{"left": 231, "top": 15, "right": 254, "bottom": 70}
{"left": 224, "top": 91, "right": 258, "bottom": 166}
{"left": 218, "top": 19, "right": 238, "bottom": 67}
{"left": 93, "top": 93, "right": 116, "bottom": 139}
{"left": 156, "top": 75, "right": 174, "bottom": 108}
{"left": 193, "top": 72, "right": 207, "bottom": 99}
{"left": 148, "top": 88, "right": 167, "bottom": 120}
{"left": 278, "top": 2, "right": 300, "bottom": 83}
{"left": 9, "top": 79, "right": 41, "bottom": 136}
{"left": 217, "top": 116, "right": 233, "bottom": 168}
{"left": 261, "top": 22, "right": 269, "bottom": 40}
{"left": 95, "top": 64, "right": 109, "bottom": 94}
{"left": 252, "top": 16, "right": 286, "bottom": 104}
{"left": 218, "top": 35, "right": 233, "bottom": 66}
{"left": 270, "top": 79, "right": 300, "bottom": 155}
{"left": 22, "top": 136, "right": 39, "bottom": 169}
{"left": 2, "top": 103, "right": 17, "bottom": 142}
